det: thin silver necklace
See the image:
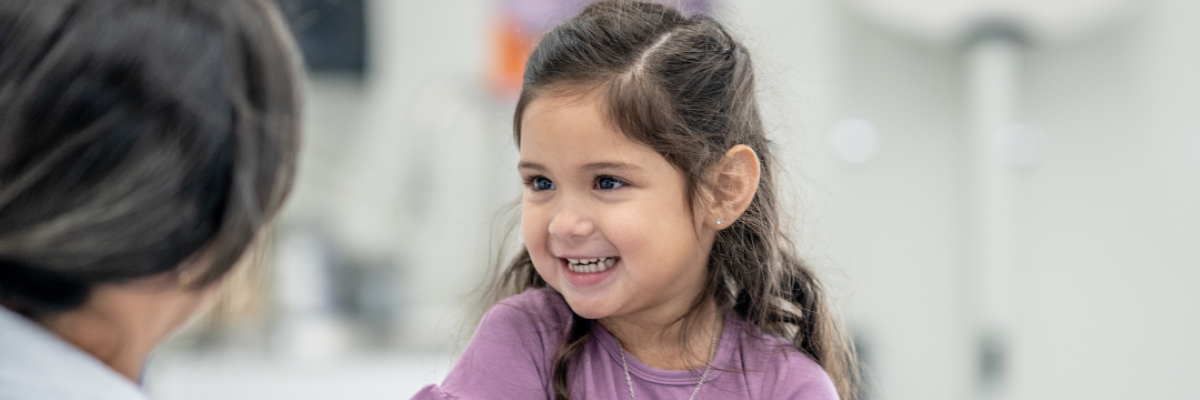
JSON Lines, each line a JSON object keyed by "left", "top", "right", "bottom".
{"left": 613, "top": 315, "right": 721, "bottom": 400}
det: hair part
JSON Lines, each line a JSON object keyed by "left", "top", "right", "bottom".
{"left": 0, "top": 0, "right": 303, "bottom": 319}
{"left": 489, "top": 1, "right": 859, "bottom": 399}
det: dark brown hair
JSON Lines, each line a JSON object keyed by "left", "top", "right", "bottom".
{"left": 486, "top": 1, "right": 859, "bottom": 399}
{"left": 0, "top": 0, "right": 302, "bottom": 319}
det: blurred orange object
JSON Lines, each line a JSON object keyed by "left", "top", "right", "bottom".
{"left": 489, "top": 13, "right": 537, "bottom": 100}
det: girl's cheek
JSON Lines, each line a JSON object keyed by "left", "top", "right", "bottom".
{"left": 520, "top": 201, "right": 539, "bottom": 233}
{"left": 521, "top": 208, "right": 551, "bottom": 259}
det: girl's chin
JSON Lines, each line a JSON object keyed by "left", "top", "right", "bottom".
{"left": 558, "top": 293, "right": 619, "bottom": 320}
{"left": 569, "top": 306, "right": 614, "bottom": 320}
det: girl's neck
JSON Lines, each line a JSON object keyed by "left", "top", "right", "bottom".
{"left": 599, "top": 301, "right": 723, "bottom": 371}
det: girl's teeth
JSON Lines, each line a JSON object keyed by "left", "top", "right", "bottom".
{"left": 565, "top": 257, "right": 618, "bottom": 273}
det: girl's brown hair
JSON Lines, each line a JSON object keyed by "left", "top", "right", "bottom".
{"left": 487, "top": 1, "right": 859, "bottom": 399}
{"left": 0, "top": 0, "right": 302, "bottom": 319}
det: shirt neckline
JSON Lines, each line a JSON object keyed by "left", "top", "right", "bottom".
{"left": 592, "top": 310, "right": 740, "bottom": 386}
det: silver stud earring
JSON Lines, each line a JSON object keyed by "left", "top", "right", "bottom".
{"left": 716, "top": 219, "right": 723, "bottom": 226}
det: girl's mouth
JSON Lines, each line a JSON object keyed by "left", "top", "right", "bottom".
{"left": 560, "top": 256, "right": 620, "bottom": 287}
{"left": 565, "top": 256, "right": 619, "bottom": 274}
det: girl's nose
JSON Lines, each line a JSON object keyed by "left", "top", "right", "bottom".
{"left": 548, "top": 206, "right": 595, "bottom": 240}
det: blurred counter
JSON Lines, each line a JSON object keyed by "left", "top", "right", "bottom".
{"left": 143, "top": 351, "right": 453, "bottom": 400}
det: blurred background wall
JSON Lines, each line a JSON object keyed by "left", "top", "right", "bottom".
{"left": 143, "top": 0, "right": 1200, "bottom": 399}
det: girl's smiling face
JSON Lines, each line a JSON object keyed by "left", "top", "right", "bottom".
{"left": 519, "top": 92, "right": 716, "bottom": 321}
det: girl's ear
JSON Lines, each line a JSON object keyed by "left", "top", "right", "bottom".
{"left": 707, "top": 144, "right": 761, "bottom": 230}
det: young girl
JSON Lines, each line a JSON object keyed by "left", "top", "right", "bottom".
{"left": 414, "top": 1, "right": 857, "bottom": 399}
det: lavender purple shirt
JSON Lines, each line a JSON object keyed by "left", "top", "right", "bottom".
{"left": 412, "top": 288, "right": 838, "bottom": 399}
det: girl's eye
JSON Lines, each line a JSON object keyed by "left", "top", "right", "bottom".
{"left": 530, "top": 176, "right": 556, "bottom": 191}
{"left": 595, "top": 176, "right": 625, "bottom": 190}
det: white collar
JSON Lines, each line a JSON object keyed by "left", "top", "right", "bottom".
{"left": 0, "top": 306, "right": 152, "bottom": 400}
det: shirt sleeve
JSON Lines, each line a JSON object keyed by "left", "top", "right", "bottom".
{"left": 410, "top": 385, "right": 456, "bottom": 400}
{"left": 767, "top": 353, "right": 841, "bottom": 400}
{"left": 412, "top": 290, "right": 566, "bottom": 400}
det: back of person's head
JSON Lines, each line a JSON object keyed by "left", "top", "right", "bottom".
{"left": 499, "top": 1, "right": 858, "bottom": 398}
{"left": 0, "top": 0, "right": 302, "bottom": 320}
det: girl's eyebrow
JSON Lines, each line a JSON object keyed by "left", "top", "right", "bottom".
{"left": 518, "top": 162, "right": 546, "bottom": 171}
{"left": 583, "top": 162, "right": 642, "bottom": 173}
{"left": 518, "top": 161, "right": 643, "bottom": 173}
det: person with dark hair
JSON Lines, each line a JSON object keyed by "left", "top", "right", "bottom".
{"left": 0, "top": 0, "right": 303, "bottom": 398}
{"left": 414, "top": 1, "right": 857, "bottom": 399}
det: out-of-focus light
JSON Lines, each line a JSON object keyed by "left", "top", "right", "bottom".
{"left": 272, "top": 314, "right": 352, "bottom": 362}
{"left": 846, "top": 0, "right": 1139, "bottom": 45}
{"left": 994, "top": 123, "right": 1043, "bottom": 167}
{"left": 829, "top": 118, "right": 881, "bottom": 164}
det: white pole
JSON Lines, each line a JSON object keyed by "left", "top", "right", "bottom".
{"left": 965, "top": 30, "right": 1022, "bottom": 400}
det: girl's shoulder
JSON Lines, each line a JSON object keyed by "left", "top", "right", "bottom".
{"left": 418, "top": 289, "right": 569, "bottom": 399}
{"left": 728, "top": 316, "right": 840, "bottom": 399}
{"left": 478, "top": 287, "right": 573, "bottom": 342}
{"left": 495, "top": 287, "right": 571, "bottom": 316}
